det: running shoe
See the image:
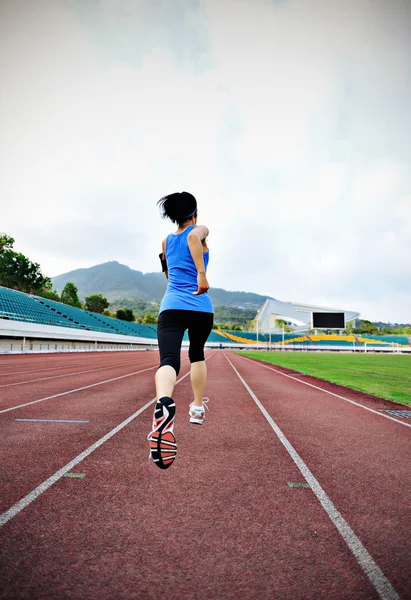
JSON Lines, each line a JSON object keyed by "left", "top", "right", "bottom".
{"left": 189, "top": 397, "right": 209, "bottom": 424}
{"left": 147, "top": 397, "right": 177, "bottom": 469}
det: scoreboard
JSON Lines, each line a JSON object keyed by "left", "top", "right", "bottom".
{"left": 311, "top": 312, "right": 345, "bottom": 329}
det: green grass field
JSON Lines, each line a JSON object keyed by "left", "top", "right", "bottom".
{"left": 238, "top": 352, "right": 411, "bottom": 405}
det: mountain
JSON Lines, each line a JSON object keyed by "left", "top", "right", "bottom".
{"left": 51, "top": 261, "right": 274, "bottom": 309}
{"left": 51, "top": 261, "right": 165, "bottom": 302}
{"left": 371, "top": 320, "right": 411, "bottom": 328}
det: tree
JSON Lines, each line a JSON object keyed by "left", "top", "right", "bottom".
{"left": 61, "top": 282, "right": 82, "bottom": 308}
{"left": 0, "top": 233, "right": 14, "bottom": 254}
{"left": 0, "top": 250, "right": 51, "bottom": 294}
{"left": 37, "top": 286, "right": 60, "bottom": 302}
{"left": 343, "top": 324, "right": 355, "bottom": 335}
{"left": 143, "top": 313, "right": 158, "bottom": 324}
{"left": 357, "top": 319, "right": 378, "bottom": 335}
{"left": 246, "top": 319, "right": 256, "bottom": 331}
{"left": 85, "top": 293, "right": 109, "bottom": 314}
{"left": 116, "top": 308, "right": 135, "bottom": 322}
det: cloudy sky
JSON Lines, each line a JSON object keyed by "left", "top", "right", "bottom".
{"left": 1, "top": 0, "right": 411, "bottom": 322}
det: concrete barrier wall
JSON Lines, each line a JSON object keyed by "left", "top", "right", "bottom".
{"left": 5, "top": 318, "right": 405, "bottom": 355}
{"left": 0, "top": 338, "right": 157, "bottom": 354}
{"left": 0, "top": 318, "right": 241, "bottom": 354}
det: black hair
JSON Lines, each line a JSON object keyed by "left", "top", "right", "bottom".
{"left": 157, "top": 191, "right": 197, "bottom": 226}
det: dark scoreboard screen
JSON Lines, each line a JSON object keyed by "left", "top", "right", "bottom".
{"left": 312, "top": 312, "right": 345, "bottom": 329}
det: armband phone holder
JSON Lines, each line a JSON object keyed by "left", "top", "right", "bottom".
{"left": 159, "top": 253, "right": 168, "bottom": 272}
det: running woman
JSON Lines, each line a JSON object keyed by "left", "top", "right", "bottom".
{"left": 147, "top": 191, "right": 214, "bottom": 469}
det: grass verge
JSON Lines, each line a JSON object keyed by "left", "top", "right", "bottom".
{"left": 238, "top": 351, "right": 411, "bottom": 406}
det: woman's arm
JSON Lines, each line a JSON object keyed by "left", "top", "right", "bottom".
{"left": 187, "top": 226, "right": 210, "bottom": 295}
{"left": 160, "top": 239, "right": 168, "bottom": 279}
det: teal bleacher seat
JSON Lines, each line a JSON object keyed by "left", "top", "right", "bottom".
{"left": 0, "top": 286, "right": 158, "bottom": 339}
{"left": 206, "top": 331, "right": 229, "bottom": 343}
{"left": 356, "top": 335, "right": 409, "bottom": 347}
{"left": 3, "top": 287, "right": 408, "bottom": 349}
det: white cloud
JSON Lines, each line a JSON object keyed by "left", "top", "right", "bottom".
{"left": 1, "top": 0, "right": 411, "bottom": 322}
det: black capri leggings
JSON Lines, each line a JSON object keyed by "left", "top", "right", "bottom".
{"left": 157, "top": 309, "right": 214, "bottom": 376}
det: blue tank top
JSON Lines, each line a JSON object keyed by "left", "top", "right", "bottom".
{"left": 159, "top": 225, "right": 214, "bottom": 314}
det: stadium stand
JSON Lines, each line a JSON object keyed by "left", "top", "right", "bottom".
{"left": 36, "top": 297, "right": 115, "bottom": 332}
{"left": 207, "top": 330, "right": 231, "bottom": 343}
{"left": 270, "top": 334, "right": 311, "bottom": 346}
{"left": 222, "top": 331, "right": 267, "bottom": 344}
{"left": 356, "top": 335, "right": 409, "bottom": 347}
{"left": 267, "top": 333, "right": 410, "bottom": 348}
{"left": 1, "top": 286, "right": 410, "bottom": 351}
{"left": 232, "top": 331, "right": 268, "bottom": 343}
{"left": 0, "top": 287, "right": 235, "bottom": 344}
{"left": 0, "top": 286, "right": 157, "bottom": 339}
{"left": 0, "top": 287, "right": 87, "bottom": 329}
{"left": 83, "top": 311, "right": 158, "bottom": 339}
{"left": 144, "top": 324, "right": 159, "bottom": 335}
{"left": 307, "top": 335, "right": 356, "bottom": 347}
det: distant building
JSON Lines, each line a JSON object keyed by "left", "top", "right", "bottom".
{"left": 255, "top": 299, "right": 359, "bottom": 333}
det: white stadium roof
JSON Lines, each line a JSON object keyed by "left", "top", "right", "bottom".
{"left": 256, "top": 299, "right": 359, "bottom": 333}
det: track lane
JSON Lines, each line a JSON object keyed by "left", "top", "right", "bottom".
{"left": 0, "top": 351, "right": 386, "bottom": 600}
{"left": 0, "top": 351, "right": 199, "bottom": 514}
{"left": 0, "top": 365, "right": 163, "bottom": 512}
{"left": 0, "top": 351, "right": 148, "bottom": 370}
{"left": 0, "top": 357, "right": 154, "bottom": 387}
{"left": 229, "top": 351, "right": 411, "bottom": 599}
{"left": 0, "top": 350, "right": 144, "bottom": 368}
{"left": 238, "top": 353, "right": 411, "bottom": 427}
{"left": 0, "top": 356, "right": 160, "bottom": 412}
{"left": 0, "top": 351, "right": 153, "bottom": 377}
{"left": 0, "top": 361, "right": 116, "bottom": 377}
{"left": 0, "top": 352, "right": 196, "bottom": 513}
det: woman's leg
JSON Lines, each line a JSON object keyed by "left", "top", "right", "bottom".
{"left": 187, "top": 312, "right": 214, "bottom": 407}
{"left": 155, "top": 365, "right": 176, "bottom": 400}
{"left": 148, "top": 311, "right": 186, "bottom": 469}
{"left": 190, "top": 361, "right": 207, "bottom": 407}
{"left": 156, "top": 310, "right": 185, "bottom": 400}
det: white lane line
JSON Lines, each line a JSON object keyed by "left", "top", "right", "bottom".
{"left": 0, "top": 359, "right": 153, "bottom": 388}
{"left": 238, "top": 354, "right": 411, "bottom": 430}
{"left": 0, "top": 361, "right": 125, "bottom": 377}
{"left": 225, "top": 353, "right": 401, "bottom": 600}
{"left": 0, "top": 364, "right": 158, "bottom": 414}
{"left": 0, "top": 351, "right": 156, "bottom": 373}
{"left": 0, "top": 354, "right": 214, "bottom": 527}
{"left": 0, "top": 365, "right": 72, "bottom": 376}
{"left": 0, "top": 398, "right": 156, "bottom": 527}
{"left": 15, "top": 419, "right": 90, "bottom": 423}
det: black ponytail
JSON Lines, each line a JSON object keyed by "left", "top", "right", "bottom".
{"left": 157, "top": 191, "right": 197, "bottom": 226}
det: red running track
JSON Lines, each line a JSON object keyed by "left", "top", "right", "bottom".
{"left": 0, "top": 350, "right": 410, "bottom": 600}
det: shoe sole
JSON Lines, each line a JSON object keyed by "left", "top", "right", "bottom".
{"left": 148, "top": 430, "right": 177, "bottom": 468}
{"left": 149, "top": 399, "right": 177, "bottom": 469}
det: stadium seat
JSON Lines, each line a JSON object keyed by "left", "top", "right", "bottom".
{"left": 0, "top": 286, "right": 158, "bottom": 339}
